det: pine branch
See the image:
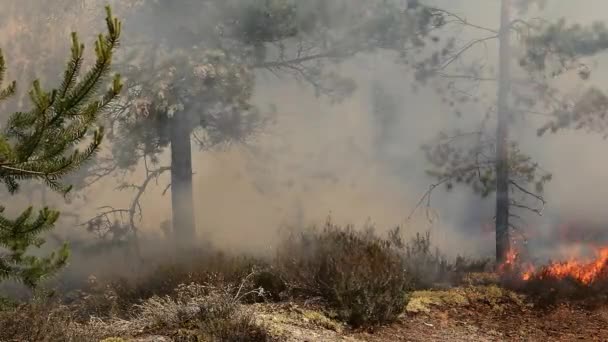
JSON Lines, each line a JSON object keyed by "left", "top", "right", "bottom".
{"left": 0, "top": 50, "right": 16, "bottom": 101}
{"left": 0, "top": 6, "right": 122, "bottom": 288}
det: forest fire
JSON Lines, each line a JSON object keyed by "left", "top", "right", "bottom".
{"left": 500, "top": 246, "right": 608, "bottom": 286}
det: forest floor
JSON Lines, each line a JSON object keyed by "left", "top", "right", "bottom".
{"left": 247, "top": 284, "right": 608, "bottom": 342}
{"left": 351, "top": 288, "right": 608, "bottom": 341}
{"left": 123, "top": 283, "right": 608, "bottom": 342}
{"left": 3, "top": 274, "right": 608, "bottom": 341}
{"left": 4, "top": 226, "right": 608, "bottom": 342}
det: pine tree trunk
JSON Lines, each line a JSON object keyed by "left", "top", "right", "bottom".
{"left": 495, "top": 0, "right": 512, "bottom": 264}
{"left": 170, "top": 110, "right": 196, "bottom": 246}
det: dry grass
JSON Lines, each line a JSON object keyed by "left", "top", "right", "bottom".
{"left": 0, "top": 294, "right": 103, "bottom": 342}
{"left": 0, "top": 282, "right": 274, "bottom": 342}
{"left": 1, "top": 221, "right": 496, "bottom": 339}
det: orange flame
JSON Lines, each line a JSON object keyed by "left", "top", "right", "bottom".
{"left": 498, "top": 249, "right": 519, "bottom": 273}
{"left": 537, "top": 247, "right": 608, "bottom": 285}
{"left": 499, "top": 246, "right": 608, "bottom": 285}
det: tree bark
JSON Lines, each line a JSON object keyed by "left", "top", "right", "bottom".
{"left": 495, "top": 0, "right": 512, "bottom": 264}
{"left": 170, "top": 110, "right": 196, "bottom": 246}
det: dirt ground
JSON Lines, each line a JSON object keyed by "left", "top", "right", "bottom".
{"left": 352, "top": 302, "right": 608, "bottom": 341}
{"left": 253, "top": 285, "right": 608, "bottom": 342}
{"left": 113, "top": 284, "right": 608, "bottom": 342}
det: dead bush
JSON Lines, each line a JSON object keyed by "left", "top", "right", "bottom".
{"left": 388, "top": 229, "right": 491, "bottom": 288}
{"left": 275, "top": 220, "right": 412, "bottom": 327}
{"left": 128, "top": 282, "right": 272, "bottom": 341}
{"left": 0, "top": 293, "right": 99, "bottom": 342}
{"left": 194, "top": 288, "right": 273, "bottom": 342}
{"left": 62, "top": 250, "right": 271, "bottom": 320}
{"left": 197, "top": 310, "right": 273, "bottom": 342}
{"left": 390, "top": 230, "right": 452, "bottom": 288}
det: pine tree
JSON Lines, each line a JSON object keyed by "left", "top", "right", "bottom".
{"left": 80, "top": 0, "right": 445, "bottom": 247}
{"left": 0, "top": 6, "right": 122, "bottom": 288}
{"left": 417, "top": 2, "right": 608, "bottom": 263}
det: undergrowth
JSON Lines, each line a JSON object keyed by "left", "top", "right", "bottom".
{"left": 275, "top": 221, "right": 412, "bottom": 327}
{"left": 0, "top": 220, "right": 487, "bottom": 338}
{"left": 0, "top": 283, "right": 273, "bottom": 342}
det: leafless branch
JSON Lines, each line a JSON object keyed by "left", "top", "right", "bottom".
{"left": 83, "top": 165, "right": 171, "bottom": 240}
{"left": 408, "top": 163, "right": 494, "bottom": 221}
{"left": 510, "top": 200, "right": 544, "bottom": 216}
{"left": 161, "top": 182, "right": 172, "bottom": 196}
{"left": 439, "top": 35, "right": 499, "bottom": 71}
{"left": 252, "top": 51, "right": 340, "bottom": 70}
{"left": 426, "top": 7, "right": 499, "bottom": 34}
{"left": 437, "top": 131, "right": 483, "bottom": 145}
{"left": 80, "top": 158, "right": 119, "bottom": 187}
{"left": 436, "top": 73, "right": 496, "bottom": 82}
{"left": 509, "top": 180, "right": 546, "bottom": 205}
{"left": 123, "top": 165, "right": 171, "bottom": 231}
{"left": 407, "top": 178, "right": 451, "bottom": 221}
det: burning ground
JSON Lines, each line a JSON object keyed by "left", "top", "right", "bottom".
{"left": 495, "top": 221, "right": 608, "bottom": 303}
{"left": 500, "top": 246, "right": 608, "bottom": 286}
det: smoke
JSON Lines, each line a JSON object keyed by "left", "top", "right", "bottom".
{"left": 2, "top": 0, "right": 608, "bottom": 287}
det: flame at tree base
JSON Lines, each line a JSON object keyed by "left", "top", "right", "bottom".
{"left": 499, "top": 247, "right": 608, "bottom": 286}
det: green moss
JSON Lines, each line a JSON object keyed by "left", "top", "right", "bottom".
{"left": 301, "top": 310, "right": 343, "bottom": 332}
{"left": 99, "top": 338, "right": 127, "bottom": 342}
{"left": 465, "top": 285, "right": 526, "bottom": 311}
{"left": 406, "top": 289, "right": 469, "bottom": 313}
{"left": 405, "top": 285, "right": 528, "bottom": 314}
{"left": 256, "top": 304, "right": 343, "bottom": 335}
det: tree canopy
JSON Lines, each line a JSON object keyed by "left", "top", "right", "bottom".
{"left": 80, "top": 0, "right": 447, "bottom": 242}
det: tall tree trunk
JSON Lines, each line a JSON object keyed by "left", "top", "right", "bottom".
{"left": 495, "top": 0, "right": 512, "bottom": 264}
{"left": 170, "top": 110, "right": 196, "bottom": 246}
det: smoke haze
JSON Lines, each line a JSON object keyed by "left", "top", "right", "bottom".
{"left": 2, "top": 0, "right": 608, "bottom": 275}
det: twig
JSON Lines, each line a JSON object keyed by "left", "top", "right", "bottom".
{"left": 407, "top": 178, "right": 450, "bottom": 221}
{"left": 510, "top": 200, "right": 544, "bottom": 216}
{"left": 509, "top": 180, "right": 546, "bottom": 205}
{"left": 426, "top": 7, "right": 499, "bottom": 34}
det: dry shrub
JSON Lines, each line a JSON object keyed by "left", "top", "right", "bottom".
{"left": 76, "top": 282, "right": 273, "bottom": 341}
{"left": 391, "top": 230, "right": 451, "bottom": 288}
{"left": 2, "top": 220, "right": 489, "bottom": 336}
{"left": 197, "top": 310, "right": 272, "bottom": 342}
{"left": 63, "top": 275, "right": 124, "bottom": 322}
{"left": 194, "top": 288, "right": 273, "bottom": 342}
{"left": 275, "top": 220, "right": 412, "bottom": 327}
{"left": 124, "top": 251, "right": 267, "bottom": 296}
{"left": 62, "top": 250, "right": 272, "bottom": 320}
{"left": 0, "top": 294, "right": 101, "bottom": 342}
{"left": 389, "top": 230, "right": 491, "bottom": 288}
{"left": 0, "top": 267, "right": 275, "bottom": 341}
{"left": 0, "top": 296, "right": 66, "bottom": 342}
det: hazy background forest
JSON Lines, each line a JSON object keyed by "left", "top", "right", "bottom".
{"left": 3, "top": 0, "right": 608, "bottom": 341}
{"left": 1, "top": 1, "right": 600, "bottom": 256}
{"left": 0, "top": 0, "right": 605, "bottom": 270}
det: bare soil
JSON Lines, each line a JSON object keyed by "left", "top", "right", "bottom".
{"left": 351, "top": 301, "right": 608, "bottom": 341}
{"left": 253, "top": 286, "right": 608, "bottom": 342}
